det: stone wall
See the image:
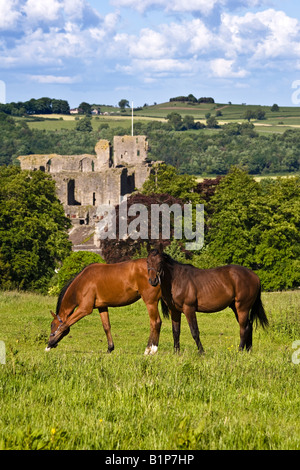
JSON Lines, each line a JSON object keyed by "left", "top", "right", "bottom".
{"left": 113, "top": 135, "right": 148, "bottom": 167}
{"left": 18, "top": 136, "right": 154, "bottom": 228}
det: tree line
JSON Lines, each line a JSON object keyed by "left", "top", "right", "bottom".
{"left": 169, "top": 95, "right": 215, "bottom": 103}
{"left": 0, "top": 113, "right": 98, "bottom": 166}
{"left": 133, "top": 120, "right": 300, "bottom": 175}
{"left": 102, "top": 165, "right": 300, "bottom": 292}
{"left": 1, "top": 112, "right": 300, "bottom": 174}
{"left": 0, "top": 98, "right": 70, "bottom": 116}
{"left": 0, "top": 162, "right": 298, "bottom": 293}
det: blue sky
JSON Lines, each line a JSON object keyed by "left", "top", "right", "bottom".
{"left": 1, "top": 0, "right": 300, "bottom": 107}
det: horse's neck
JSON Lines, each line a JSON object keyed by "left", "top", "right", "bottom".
{"left": 162, "top": 262, "right": 176, "bottom": 288}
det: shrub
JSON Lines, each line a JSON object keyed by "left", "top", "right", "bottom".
{"left": 49, "top": 251, "right": 105, "bottom": 295}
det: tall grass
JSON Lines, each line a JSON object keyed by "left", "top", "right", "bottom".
{"left": 0, "top": 290, "right": 299, "bottom": 450}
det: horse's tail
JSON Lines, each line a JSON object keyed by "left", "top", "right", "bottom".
{"left": 160, "top": 298, "right": 169, "bottom": 319}
{"left": 250, "top": 286, "right": 269, "bottom": 329}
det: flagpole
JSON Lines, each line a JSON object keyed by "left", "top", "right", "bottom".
{"left": 132, "top": 101, "right": 134, "bottom": 136}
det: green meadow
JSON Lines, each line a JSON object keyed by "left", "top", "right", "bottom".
{"left": 0, "top": 290, "right": 299, "bottom": 450}
{"left": 20, "top": 101, "right": 300, "bottom": 134}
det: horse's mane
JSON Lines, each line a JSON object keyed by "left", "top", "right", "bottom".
{"left": 56, "top": 263, "right": 99, "bottom": 315}
{"left": 150, "top": 249, "right": 182, "bottom": 266}
{"left": 162, "top": 252, "right": 178, "bottom": 265}
{"left": 56, "top": 276, "right": 77, "bottom": 315}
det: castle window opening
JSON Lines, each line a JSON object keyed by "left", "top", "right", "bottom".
{"left": 67, "top": 179, "right": 81, "bottom": 206}
{"left": 39, "top": 166, "right": 45, "bottom": 172}
{"left": 93, "top": 192, "right": 96, "bottom": 206}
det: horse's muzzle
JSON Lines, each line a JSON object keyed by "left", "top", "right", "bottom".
{"left": 45, "top": 326, "right": 70, "bottom": 351}
{"left": 149, "top": 277, "right": 159, "bottom": 287}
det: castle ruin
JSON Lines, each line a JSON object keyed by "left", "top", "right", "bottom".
{"left": 18, "top": 135, "right": 155, "bottom": 251}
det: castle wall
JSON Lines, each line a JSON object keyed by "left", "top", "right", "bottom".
{"left": 113, "top": 135, "right": 148, "bottom": 167}
{"left": 18, "top": 136, "right": 154, "bottom": 230}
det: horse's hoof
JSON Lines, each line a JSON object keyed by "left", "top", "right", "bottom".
{"left": 144, "top": 345, "right": 158, "bottom": 356}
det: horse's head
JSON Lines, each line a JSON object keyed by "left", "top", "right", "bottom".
{"left": 147, "top": 249, "right": 164, "bottom": 287}
{"left": 45, "top": 311, "right": 70, "bottom": 351}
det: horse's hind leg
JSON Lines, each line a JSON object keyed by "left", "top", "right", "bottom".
{"left": 235, "top": 304, "right": 253, "bottom": 351}
{"left": 239, "top": 317, "right": 253, "bottom": 351}
{"left": 231, "top": 302, "right": 253, "bottom": 351}
{"left": 98, "top": 308, "right": 114, "bottom": 353}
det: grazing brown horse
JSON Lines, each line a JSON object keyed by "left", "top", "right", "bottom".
{"left": 46, "top": 259, "right": 168, "bottom": 355}
{"left": 147, "top": 249, "right": 268, "bottom": 353}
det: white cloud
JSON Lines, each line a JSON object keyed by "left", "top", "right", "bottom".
{"left": 219, "top": 9, "right": 300, "bottom": 61}
{"left": 111, "top": 0, "right": 217, "bottom": 14}
{"left": 210, "top": 58, "right": 248, "bottom": 78}
{"left": 1, "top": 0, "right": 300, "bottom": 95}
{"left": 117, "top": 58, "right": 197, "bottom": 77}
{"left": 0, "top": 2, "right": 119, "bottom": 69}
{"left": 111, "top": 0, "right": 270, "bottom": 14}
{"left": 0, "top": 0, "right": 22, "bottom": 30}
{"left": 110, "top": 6, "right": 300, "bottom": 83}
{"left": 22, "top": 0, "right": 62, "bottom": 23}
{"left": 252, "top": 10, "right": 300, "bottom": 60}
{"left": 112, "top": 18, "right": 213, "bottom": 63}
{"left": 29, "top": 74, "right": 81, "bottom": 83}
{"left": 0, "top": 25, "right": 94, "bottom": 68}
{"left": 128, "top": 29, "right": 169, "bottom": 59}
{"left": 163, "top": 0, "right": 218, "bottom": 15}
{"left": 61, "top": 0, "right": 88, "bottom": 20}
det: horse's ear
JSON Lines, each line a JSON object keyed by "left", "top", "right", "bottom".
{"left": 50, "top": 310, "right": 56, "bottom": 319}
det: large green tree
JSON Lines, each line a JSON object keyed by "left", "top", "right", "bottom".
{"left": 142, "top": 163, "right": 199, "bottom": 203}
{"left": 0, "top": 166, "right": 72, "bottom": 291}
{"left": 205, "top": 167, "right": 260, "bottom": 267}
{"left": 205, "top": 168, "right": 300, "bottom": 290}
{"left": 253, "top": 177, "right": 300, "bottom": 290}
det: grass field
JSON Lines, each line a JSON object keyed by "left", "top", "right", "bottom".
{"left": 18, "top": 101, "right": 300, "bottom": 134}
{"left": 0, "top": 290, "right": 299, "bottom": 450}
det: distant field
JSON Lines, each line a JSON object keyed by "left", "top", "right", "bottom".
{"left": 0, "top": 290, "right": 299, "bottom": 450}
{"left": 135, "top": 101, "right": 300, "bottom": 124}
{"left": 22, "top": 114, "right": 164, "bottom": 131}
{"left": 19, "top": 101, "right": 300, "bottom": 134}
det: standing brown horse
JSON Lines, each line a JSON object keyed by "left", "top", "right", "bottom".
{"left": 147, "top": 249, "right": 268, "bottom": 353}
{"left": 46, "top": 259, "right": 168, "bottom": 355}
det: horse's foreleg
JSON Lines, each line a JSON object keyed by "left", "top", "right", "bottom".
{"left": 171, "top": 310, "right": 181, "bottom": 353}
{"left": 184, "top": 306, "right": 205, "bottom": 354}
{"left": 99, "top": 308, "right": 114, "bottom": 353}
{"left": 144, "top": 303, "right": 162, "bottom": 356}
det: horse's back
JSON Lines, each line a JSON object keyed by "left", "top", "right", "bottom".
{"left": 73, "top": 259, "right": 153, "bottom": 308}
{"left": 173, "top": 264, "right": 260, "bottom": 313}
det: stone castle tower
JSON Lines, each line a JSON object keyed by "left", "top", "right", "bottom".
{"left": 18, "top": 135, "right": 154, "bottom": 230}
